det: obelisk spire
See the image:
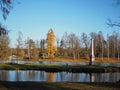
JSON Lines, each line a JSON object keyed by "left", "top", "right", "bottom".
{"left": 89, "top": 38, "right": 95, "bottom": 65}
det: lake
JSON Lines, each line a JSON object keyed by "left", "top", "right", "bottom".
{"left": 0, "top": 60, "right": 120, "bottom": 82}
{"left": 0, "top": 70, "right": 119, "bottom": 82}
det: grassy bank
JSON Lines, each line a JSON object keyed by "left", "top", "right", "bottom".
{"left": 39, "top": 57, "right": 120, "bottom": 63}
{"left": 0, "top": 81, "right": 119, "bottom": 90}
{"left": 0, "top": 64, "right": 119, "bottom": 73}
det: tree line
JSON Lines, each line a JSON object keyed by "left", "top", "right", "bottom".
{"left": 56, "top": 31, "right": 120, "bottom": 60}
{"left": 0, "top": 25, "right": 120, "bottom": 60}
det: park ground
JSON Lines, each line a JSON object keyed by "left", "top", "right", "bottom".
{"left": 0, "top": 82, "right": 119, "bottom": 90}
{"left": 39, "top": 57, "right": 120, "bottom": 63}
{"left": 0, "top": 57, "right": 119, "bottom": 90}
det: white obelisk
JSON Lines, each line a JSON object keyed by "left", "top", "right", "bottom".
{"left": 91, "top": 39, "right": 95, "bottom": 62}
{"left": 90, "top": 39, "right": 95, "bottom": 65}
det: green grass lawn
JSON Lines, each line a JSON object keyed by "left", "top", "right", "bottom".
{"left": 0, "top": 63, "right": 119, "bottom": 73}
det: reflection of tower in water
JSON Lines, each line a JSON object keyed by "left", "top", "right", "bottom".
{"left": 89, "top": 73, "right": 95, "bottom": 82}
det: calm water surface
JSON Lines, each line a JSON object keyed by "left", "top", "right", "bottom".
{"left": 0, "top": 70, "right": 119, "bottom": 82}
{"left": 0, "top": 60, "right": 119, "bottom": 82}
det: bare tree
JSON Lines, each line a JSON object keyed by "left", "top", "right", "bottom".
{"left": 117, "top": 34, "right": 120, "bottom": 61}
{"left": 97, "top": 31, "right": 104, "bottom": 59}
{"left": 81, "top": 32, "right": 90, "bottom": 59}
{"left": 26, "top": 38, "right": 36, "bottom": 60}
{"left": 0, "top": 24, "right": 10, "bottom": 60}
{"left": 67, "top": 33, "right": 81, "bottom": 60}
{"left": 107, "top": 34, "right": 110, "bottom": 60}
{"left": 40, "top": 39, "right": 46, "bottom": 52}
{"left": 107, "top": 0, "right": 120, "bottom": 28}
{"left": 32, "top": 43, "right": 38, "bottom": 60}
{"left": 16, "top": 31, "right": 24, "bottom": 60}
{"left": 0, "top": 35, "right": 10, "bottom": 59}
{"left": 56, "top": 37, "right": 60, "bottom": 56}
{"left": 107, "top": 19, "right": 120, "bottom": 27}
{"left": 60, "top": 32, "right": 69, "bottom": 57}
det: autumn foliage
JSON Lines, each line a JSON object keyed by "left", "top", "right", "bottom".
{"left": 46, "top": 29, "right": 57, "bottom": 59}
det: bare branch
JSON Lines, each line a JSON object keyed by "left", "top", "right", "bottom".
{"left": 107, "top": 18, "right": 120, "bottom": 27}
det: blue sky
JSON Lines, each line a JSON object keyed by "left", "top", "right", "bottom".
{"left": 0, "top": 0, "right": 120, "bottom": 47}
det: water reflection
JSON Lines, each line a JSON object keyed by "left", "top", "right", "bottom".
{"left": 0, "top": 70, "right": 119, "bottom": 82}
{"left": 47, "top": 73, "right": 57, "bottom": 82}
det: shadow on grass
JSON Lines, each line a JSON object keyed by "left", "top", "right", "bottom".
{"left": 0, "top": 81, "right": 119, "bottom": 90}
{"left": 84, "top": 82, "right": 120, "bottom": 89}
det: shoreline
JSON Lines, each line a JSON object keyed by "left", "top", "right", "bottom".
{"left": 38, "top": 57, "right": 120, "bottom": 63}
{"left": 0, "top": 64, "right": 119, "bottom": 73}
{"left": 0, "top": 57, "right": 120, "bottom": 63}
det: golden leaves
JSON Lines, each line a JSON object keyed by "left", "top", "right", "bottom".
{"left": 46, "top": 29, "right": 57, "bottom": 59}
